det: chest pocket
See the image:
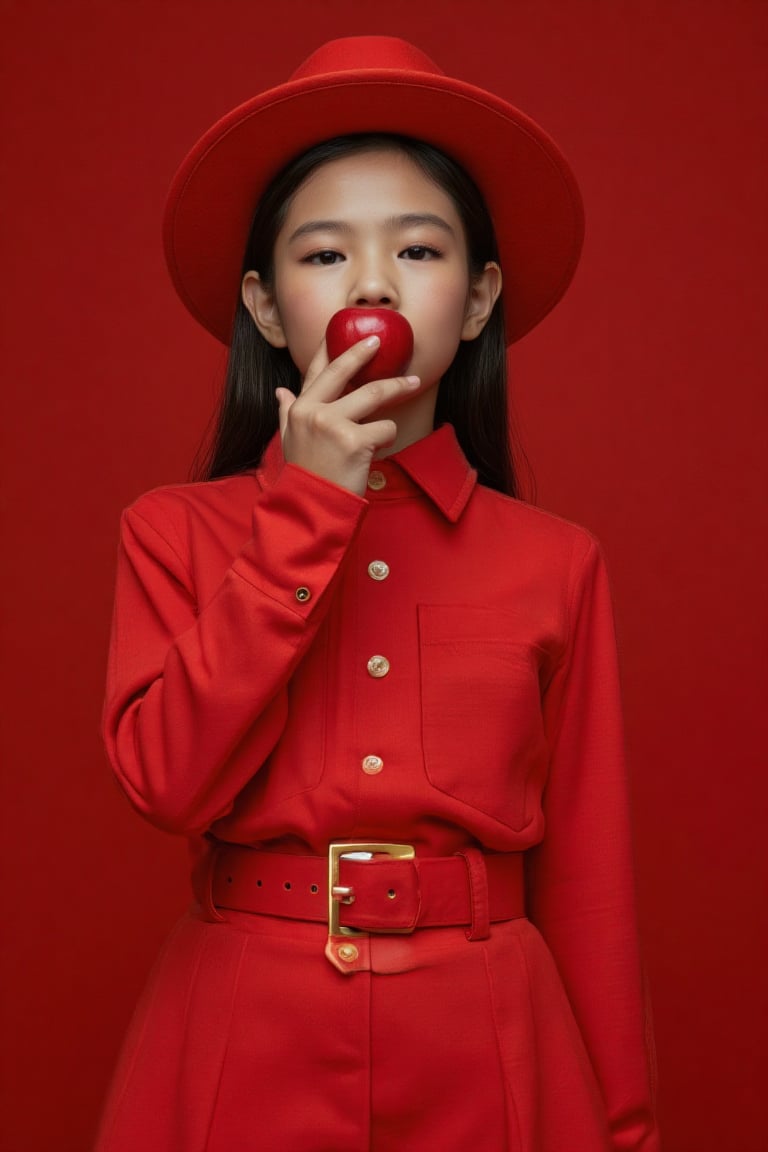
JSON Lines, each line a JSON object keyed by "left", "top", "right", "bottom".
{"left": 418, "top": 604, "right": 547, "bottom": 831}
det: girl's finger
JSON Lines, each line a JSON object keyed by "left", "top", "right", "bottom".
{"left": 302, "top": 334, "right": 381, "bottom": 400}
{"left": 359, "top": 416, "right": 399, "bottom": 452}
{"left": 275, "top": 387, "right": 296, "bottom": 439}
{"left": 300, "top": 341, "right": 331, "bottom": 393}
{"left": 333, "top": 373, "right": 421, "bottom": 421}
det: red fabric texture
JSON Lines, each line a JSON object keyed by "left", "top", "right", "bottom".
{"left": 96, "top": 912, "right": 616, "bottom": 1150}
{"left": 100, "top": 424, "right": 659, "bottom": 1150}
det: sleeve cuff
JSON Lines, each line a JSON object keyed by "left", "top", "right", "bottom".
{"left": 231, "top": 462, "right": 368, "bottom": 617}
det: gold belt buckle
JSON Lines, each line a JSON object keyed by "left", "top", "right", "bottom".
{"left": 328, "top": 841, "right": 416, "bottom": 937}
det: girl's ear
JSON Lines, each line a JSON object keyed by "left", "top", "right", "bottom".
{"left": 461, "top": 261, "right": 503, "bottom": 341}
{"left": 241, "top": 271, "right": 288, "bottom": 348}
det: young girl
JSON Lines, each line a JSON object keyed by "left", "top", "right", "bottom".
{"left": 98, "top": 36, "right": 659, "bottom": 1152}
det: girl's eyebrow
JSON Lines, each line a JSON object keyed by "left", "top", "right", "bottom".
{"left": 386, "top": 213, "right": 456, "bottom": 237}
{"left": 287, "top": 213, "right": 456, "bottom": 244}
{"left": 287, "top": 219, "right": 353, "bottom": 243}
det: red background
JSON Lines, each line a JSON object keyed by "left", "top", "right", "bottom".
{"left": 2, "top": 2, "right": 766, "bottom": 1149}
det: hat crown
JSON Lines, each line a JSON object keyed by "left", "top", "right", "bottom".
{"left": 290, "top": 36, "right": 444, "bottom": 82}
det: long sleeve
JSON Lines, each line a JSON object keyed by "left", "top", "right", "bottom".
{"left": 103, "top": 463, "right": 367, "bottom": 834}
{"left": 529, "top": 538, "right": 660, "bottom": 1151}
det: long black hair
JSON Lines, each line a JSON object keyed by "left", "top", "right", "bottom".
{"left": 194, "top": 133, "right": 528, "bottom": 497}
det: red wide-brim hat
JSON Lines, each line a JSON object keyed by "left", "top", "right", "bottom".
{"left": 163, "top": 36, "right": 584, "bottom": 346}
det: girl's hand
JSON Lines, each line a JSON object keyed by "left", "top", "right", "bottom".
{"left": 275, "top": 336, "right": 421, "bottom": 496}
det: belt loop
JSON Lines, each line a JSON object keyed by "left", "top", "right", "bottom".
{"left": 191, "top": 840, "right": 225, "bottom": 922}
{"left": 456, "top": 847, "right": 491, "bottom": 941}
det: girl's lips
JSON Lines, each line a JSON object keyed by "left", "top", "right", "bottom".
{"left": 325, "top": 308, "right": 414, "bottom": 387}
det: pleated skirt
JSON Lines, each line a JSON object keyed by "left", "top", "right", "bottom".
{"left": 95, "top": 907, "right": 611, "bottom": 1151}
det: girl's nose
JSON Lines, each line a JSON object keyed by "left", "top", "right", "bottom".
{"left": 348, "top": 258, "right": 400, "bottom": 308}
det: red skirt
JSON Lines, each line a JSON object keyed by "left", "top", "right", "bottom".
{"left": 95, "top": 907, "right": 611, "bottom": 1151}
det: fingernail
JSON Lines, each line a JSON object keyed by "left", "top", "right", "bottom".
{"left": 365, "top": 335, "right": 380, "bottom": 347}
{"left": 405, "top": 375, "right": 420, "bottom": 387}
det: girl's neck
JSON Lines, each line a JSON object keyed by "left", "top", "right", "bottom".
{"left": 372, "top": 383, "right": 439, "bottom": 459}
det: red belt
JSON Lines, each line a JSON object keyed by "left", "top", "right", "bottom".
{"left": 204, "top": 841, "right": 525, "bottom": 941}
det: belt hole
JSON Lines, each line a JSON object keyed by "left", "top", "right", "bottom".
{"left": 387, "top": 889, "right": 397, "bottom": 900}
{"left": 284, "top": 881, "right": 292, "bottom": 890}
{"left": 310, "top": 884, "right": 319, "bottom": 894}
{"left": 256, "top": 879, "right": 262, "bottom": 887}
{"left": 226, "top": 875, "right": 233, "bottom": 884}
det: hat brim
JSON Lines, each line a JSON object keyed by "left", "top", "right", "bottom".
{"left": 163, "top": 69, "right": 584, "bottom": 345}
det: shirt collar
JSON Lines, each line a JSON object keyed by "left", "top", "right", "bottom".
{"left": 389, "top": 424, "right": 476, "bottom": 523}
{"left": 259, "top": 423, "right": 477, "bottom": 524}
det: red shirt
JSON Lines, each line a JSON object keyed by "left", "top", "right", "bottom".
{"left": 104, "top": 423, "right": 658, "bottom": 1149}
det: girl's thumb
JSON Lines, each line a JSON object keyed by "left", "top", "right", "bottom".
{"left": 275, "top": 388, "right": 295, "bottom": 438}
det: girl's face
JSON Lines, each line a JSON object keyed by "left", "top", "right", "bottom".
{"left": 243, "top": 149, "right": 500, "bottom": 396}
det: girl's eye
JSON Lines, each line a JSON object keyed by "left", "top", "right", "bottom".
{"left": 303, "top": 250, "right": 344, "bottom": 265}
{"left": 401, "top": 244, "right": 441, "bottom": 260}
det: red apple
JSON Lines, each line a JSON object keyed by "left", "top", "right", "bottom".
{"left": 325, "top": 308, "right": 414, "bottom": 389}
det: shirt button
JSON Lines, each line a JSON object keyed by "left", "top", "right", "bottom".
{"left": 367, "top": 470, "right": 386, "bottom": 491}
{"left": 367, "top": 560, "right": 390, "bottom": 581}
{"left": 295, "top": 586, "right": 311, "bottom": 603}
{"left": 361, "top": 755, "right": 384, "bottom": 775}
{"left": 367, "top": 655, "right": 390, "bottom": 678}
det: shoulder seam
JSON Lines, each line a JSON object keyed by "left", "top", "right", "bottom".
{"left": 124, "top": 504, "right": 192, "bottom": 584}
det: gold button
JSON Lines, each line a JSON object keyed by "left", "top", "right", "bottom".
{"left": 337, "top": 943, "right": 359, "bottom": 963}
{"left": 367, "top": 470, "right": 386, "bottom": 491}
{"left": 361, "top": 755, "right": 384, "bottom": 775}
{"left": 367, "top": 560, "right": 390, "bottom": 581}
{"left": 295, "top": 586, "right": 311, "bottom": 603}
{"left": 367, "top": 655, "right": 390, "bottom": 678}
